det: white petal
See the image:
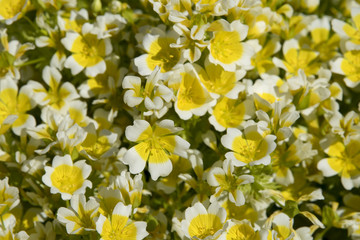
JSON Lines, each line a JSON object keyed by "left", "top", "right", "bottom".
{"left": 148, "top": 158, "right": 172, "bottom": 180}
{"left": 122, "top": 147, "right": 147, "bottom": 174}
{"left": 125, "top": 120, "right": 150, "bottom": 142}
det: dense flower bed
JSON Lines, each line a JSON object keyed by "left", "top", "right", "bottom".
{"left": 1, "top": 0, "right": 360, "bottom": 239}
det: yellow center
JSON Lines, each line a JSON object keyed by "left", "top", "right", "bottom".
{"left": 101, "top": 215, "right": 138, "bottom": 240}
{"left": 50, "top": 164, "right": 84, "bottom": 194}
{"left": 188, "top": 214, "right": 222, "bottom": 239}
{"left": 71, "top": 33, "right": 106, "bottom": 67}
{"left": 232, "top": 133, "right": 268, "bottom": 164}
{"left": 210, "top": 31, "right": 243, "bottom": 64}
{"left": 147, "top": 37, "right": 180, "bottom": 72}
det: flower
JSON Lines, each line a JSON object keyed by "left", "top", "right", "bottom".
{"left": 273, "top": 39, "right": 320, "bottom": 78}
{"left": 175, "top": 63, "right": 215, "bottom": 120}
{"left": 57, "top": 194, "right": 99, "bottom": 234}
{"left": 209, "top": 97, "right": 255, "bottom": 132}
{"left": 0, "top": 177, "right": 20, "bottom": 215}
{"left": 181, "top": 202, "right": 226, "bottom": 239}
{"left": 221, "top": 124, "right": 277, "bottom": 166}
{"left": 218, "top": 219, "right": 260, "bottom": 240}
{"left": 42, "top": 155, "right": 92, "bottom": 200}
{"left": 28, "top": 65, "right": 79, "bottom": 112}
{"left": 332, "top": 7, "right": 360, "bottom": 49}
{"left": 196, "top": 58, "right": 246, "bottom": 99}
{"left": 122, "top": 66, "right": 173, "bottom": 117}
{"left": 122, "top": 119, "right": 190, "bottom": 180}
{"left": 318, "top": 135, "right": 360, "bottom": 190}
{"left": 0, "top": 0, "right": 29, "bottom": 25}
{"left": 61, "top": 23, "right": 112, "bottom": 77}
{"left": 35, "top": 26, "right": 66, "bottom": 69}
{"left": 208, "top": 19, "right": 254, "bottom": 72}
{"left": 0, "top": 77, "right": 36, "bottom": 135}
{"left": 96, "top": 202, "right": 148, "bottom": 240}
{"left": 331, "top": 50, "right": 360, "bottom": 88}
{"left": 0, "top": 29, "right": 34, "bottom": 79}
{"left": 134, "top": 28, "right": 182, "bottom": 76}
{"left": 207, "top": 159, "right": 254, "bottom": 206}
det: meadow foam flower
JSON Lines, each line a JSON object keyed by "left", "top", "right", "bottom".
{"left": 305, "top": 17, "right": 340, "bottom": 62}
{"left": 57, "top": 194, "right": 99, "bottom": 234}
{"left": 318, "top": 135, "right": 360, "bottom": 190}
{"left": 181, "top": 202, "right": 226, "bottom": 240}
{"left": 196, "top": 58, "right": 246, "bottom": 99}
{"left": 134, "top": 28, "right": 182, "bottom": 76}
{"left": 332, "top": 7, "right": 360, "bottom": 49}
{"left": 221, "top": 124, "right": 277, "bottom": 166}
{"left": 209, "top": 97, "right": 255, "bottom": 132}
{"left": 273, "top": 39, "right": 320, "bottom": 78}
{"left": 113, "top": 171, "right": 144, "bottom": 208}
{"left": 42, "top": 155, "right": 92, "bottom": 200}
{"left": 207, "top": 159, "right": 254, "bottom": 206}
{"left": 0, "top": 0, "right": 28, "bottom": 24}
{"left": 0, "top": 77, "right": 36, "bottom": 135}
{"left": 61, "top": 23, "right": 112, "bottom": 77}
{"left": 122, "top": 119, "right": 190, "bottom": 180}
{"left": 175, "top": 63, "right": 215, "bottom": 120}
{"left": 122, "top": 66, "right": 173, "bottom": 117}
{"left": 331, "top": 50, "right": 360, "bottom": 88}
{"left": 0, "top": 29, "right": 34, "bottom": 80}
{"left": 208, "top": 19, "right": 254, "bottom": 72}
{"left": 0, "top": 177, "right": 19, "bottom": 215}
{"left": 35, "top": 26, "right": 66, "bottom": 69}
{"left": 28, "top": 65, "right": 79, "bottom": 112}
{"left": 96, "top": 202, "right": 148, "bottom": 240}
{"left": 218, "top": 219, "right": 260, "bottom": 240}
{"left": 171, "top": 22, "right": 209, "bottom": 63}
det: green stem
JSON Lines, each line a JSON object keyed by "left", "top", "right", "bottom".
{"left": 23, "top": 15, "right": 39, "bottom": 31}
{"left": 15, "top": 58, "right": 45, "bottom": 68}
{"left": 314, "top": 226, "right": 331, "bottom": 240}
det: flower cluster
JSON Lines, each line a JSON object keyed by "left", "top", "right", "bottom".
{"left": 1, "top": 0, "right": 360, "bottom": 239}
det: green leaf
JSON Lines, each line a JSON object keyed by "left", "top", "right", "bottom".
{"left": 283, "top": 200, "right": 300, "bottom": 218}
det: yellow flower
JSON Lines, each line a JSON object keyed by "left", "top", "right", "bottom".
{"left": 181, "top": 202, "right": 226, "bottom": 239}
{"left": 0, "top": 29, "right": 34, "bottom": 79}
{"left": 304, "top": 17, "right": 340, "bottom": 62}
{"left": 332, "top": 8, "right": 360, "bottom": 48}
{"left": 134, "top": 29, "right": 182, "bottom": 76}
{"left": 0, "top": 177, "right": 19, "bottom": 215}
{"left": 35, "top": 27, "right": 66, "bottom": 69}
{"left": 221, "top": 125, "right": 277, "bottom": 167}
{"left": 42, "top": 155, "right": 92, "bottom": 200}
{"left": 175, "top": 63, "right": 215, "bottom": 120}
{"left": 61, "top": 23, "right": 112, "bottom": 77}
{"left": 156, "top": 155, "right": 192, "bottom": 194}
{"left": 218, "top": 219, "right": 260, "bottom": 240}
{"left": 273, "top": 39, "right": 320, "bottom": 78}
{"left": 96, "top": 202, "right": 148, "bottom": 240}
{"left": 251, "top": 37, "right": 281, "bottom": 76}
{"left": 0, "top": 77, "right": 36, "bottom": 135}
{"left": 197, "top": 59, "right": 246, "bottom": 99}
{"left": 28, "top": 66, "right": 79, "bottom": 112}
{"left": 332, "top": 50, "right": 360, "bottom": 88}
{"left": 207, "top": 159, "right": 254, "bottom": 206}
{"left": 0, "top": 0, "right": 29, "bottom": 24}
{"left": 122, "top": 119, "right": 190, "bottom": 180}
{"left": 209, "top": 97, "right": 255, "bottom": 132}
{"left": 318, "top": 135, "right": 360, "bottom": 190}
{"left": 57, "top": 194, "right": 99, "bottom": 234}
{"left": 208, "top": 19, "right": 254, "bottom": 72}
{"left": 79, "top": 57, "right": 125, "bottom": 98}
